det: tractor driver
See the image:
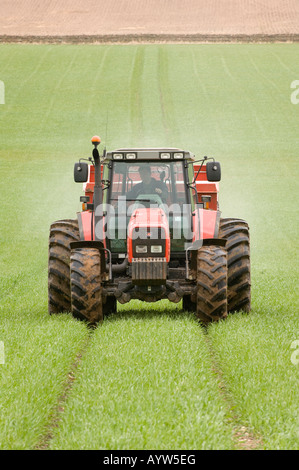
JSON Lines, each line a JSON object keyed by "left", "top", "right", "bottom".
{"left": 127, "top": 165, "right": 168, "bottom": 201}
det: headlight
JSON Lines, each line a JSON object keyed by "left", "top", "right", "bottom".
{"left": 136, "top": 245, "right": 148, "bottom": 254}
{"left": 113, "top": 153, "right": 124, "bottom": 160}
{"left": 151, "top": 245, "right": 162, "bottom": 253}
{"left": 160, "top": 152, "right": 171, "bottom": 159}
{"left": 126, "top": 153, "right": 136, "bottom": 159}
{"left": 174, "top": 152, "right": 184, "bottom": 159}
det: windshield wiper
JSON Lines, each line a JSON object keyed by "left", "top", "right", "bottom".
{"left": 110, "top": 198, "right": 151, "bottom": 202}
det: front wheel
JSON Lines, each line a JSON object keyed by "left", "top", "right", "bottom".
{"left": 196, "top": 246, "right": 228, "bottom": 324}
{"left": 70, "top": 247, "right": 103, "bottom": 325}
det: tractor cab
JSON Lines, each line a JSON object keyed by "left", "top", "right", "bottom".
{"left": 103, "top": 149, "right": 194, "bottom": 255}
{"left": 74, "top": 145, "right": 222, "bottom": 260}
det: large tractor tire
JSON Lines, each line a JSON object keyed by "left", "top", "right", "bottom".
{"left": 70, "top": 247, "right": 103, "bottom": 325}
{"left": 196, "top": 245, "right": 228, "bottom": 324}
{"left": 48, "top": 219, "right": 79, "bottom": 314}
{"left": 219, "top": 218, "right": 251, "bottom": 313}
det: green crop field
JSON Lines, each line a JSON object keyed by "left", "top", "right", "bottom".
{"left": 0, "top": 43, "right": 298, "bottom": 450}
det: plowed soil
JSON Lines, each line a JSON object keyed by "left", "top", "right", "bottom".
{"left": 0, "top": 0, "right": 299, "bottom": 42}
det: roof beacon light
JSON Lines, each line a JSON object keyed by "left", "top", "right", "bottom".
{"left": 91, "top": 135, "right": 101, "bottom": 147}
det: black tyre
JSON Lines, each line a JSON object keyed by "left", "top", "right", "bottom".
{"left": 196, "top": 246, "right": 228, "bottom": 323}
{"left": 48, "top": 219, "right": 79, "bottom": 314}
{"left": 219, "top": 218, "right": 251, "bottom": 313}
{"left": 70, "top": 247, "right": 103, "bottom": 324}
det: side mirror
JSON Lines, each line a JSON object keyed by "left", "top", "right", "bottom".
{"left": 206, "top": 161, "right": 221, "bottom": 182}
{"left": 74, "top": 162, "right": 88, "bottom": 183}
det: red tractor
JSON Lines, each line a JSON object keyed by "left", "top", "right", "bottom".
{"left": 48, "top": 136, "right": 251, "bottom": 324}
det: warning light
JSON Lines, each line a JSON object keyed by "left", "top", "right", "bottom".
{"left": 91, "top": 135, "right": 101, "bottom": 146}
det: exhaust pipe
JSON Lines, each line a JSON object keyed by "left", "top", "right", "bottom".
{"left": 91, "top": 137, "right": 103, "bottom": 242}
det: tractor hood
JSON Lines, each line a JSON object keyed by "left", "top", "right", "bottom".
{"left": 127, "top": 207, "right": 170, "bottom": 263}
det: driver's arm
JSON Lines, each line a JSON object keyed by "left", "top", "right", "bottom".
{"left": 154, "top": 181, "right": 168, "bottom": 200}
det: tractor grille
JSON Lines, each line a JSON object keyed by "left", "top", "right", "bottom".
{"left": 131, "top": 258, "right": 167, "bottom": 285}
{"left": 132, "top": 227, "right": 166, "bottom": 258}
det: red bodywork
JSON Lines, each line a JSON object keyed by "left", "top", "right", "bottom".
{"left": 192, "top": 208, "right": 220, "bottom": 241}
{"left": 193, "top": 164, "right": 219, "bottom": 211}
{"left": 77, "top": 210, "right": 107, "bottom": 250}
{"left": 82, "top": 165, "right": 103, "bottom": 203}
{"left": 78, "top": 165, "right": 105, "bottom": 243}
{"left": 127, "top": 207, "right": 171, "bottom": 263}
{"left": 77, "top": 211, "right": 93, "bottom": 241}
{"left": 191, "top": 163, "right": 220, "bottom": 241}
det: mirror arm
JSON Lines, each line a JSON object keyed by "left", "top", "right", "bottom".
{"left": 192, "top": 156, "right": 208, "bottom": 184}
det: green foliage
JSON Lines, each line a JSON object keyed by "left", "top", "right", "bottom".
{"left": 0, "top": 43, "right": 298, "bottom": 450}
{"left": 49, "top": 307, "right": 233, "bottom": 450}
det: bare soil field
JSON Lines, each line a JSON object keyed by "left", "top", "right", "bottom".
{"left": 0, "top": 0, "right": 299, "bottom": 42}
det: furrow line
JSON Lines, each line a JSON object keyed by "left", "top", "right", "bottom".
{"left": 203, "top": 328, "right": 264, "bottom": 450}
{"left": 130, "top": 46, "right": 145, "bottom": 144}
{"left": 157, "top": 47, "right": 179, "bottom": 142}
{"left": 34, "top": 329, "right": 94, "bottom": 450}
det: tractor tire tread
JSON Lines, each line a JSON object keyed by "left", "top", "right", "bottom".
{"left": 219, "top": 218, "right": 251, "bottom": 313}
{"left": 196, "top": 246, "right": 228, "bottom": 323}
{"left": 48, "top": 219, "right": 79, "bottom": 314}
{"left": 70, "top": 248, "right": 103, "bottom": 324}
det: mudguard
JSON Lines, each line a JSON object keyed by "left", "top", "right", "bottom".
{"left": 192, "top": 207, "right": 221, "bottom": 242}
{"left": 77, "top": 211, "right": 106, "bottom": 248}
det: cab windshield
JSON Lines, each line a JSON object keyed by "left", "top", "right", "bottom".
{"left": 109, "top": 161, "right": 188, "bottom": 208}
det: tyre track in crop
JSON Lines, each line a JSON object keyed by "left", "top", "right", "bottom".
{"left": 39, "top": 48, "right": 81, "bottom": 132}
{"left": 42, "top": 311, "right": 238, "bottom": 449}
{"left": 219, "top": 53, "right": 266, "bottom": 137}
{"left": 157, "top": 47, "right": 180, "bottom": 142}
{"left": 190, "top": 48, "right": 225, "bottom": 147}
{"left": 36, "top": 313, "right": 263, "bottom": 450}
{"left": 130, "top": 46, "right": 145, "bottom": 144}
{"left": 0, "top": 47, "right": 52, "bottom": 121}
{"left": 203, "top": 328, "right": 263, "bottom": 450}
{"left": 86, "top": 45, "right": 112, "bottom": 118}
{"left": 35, "top": 329, "right": 94, "bottom": 450}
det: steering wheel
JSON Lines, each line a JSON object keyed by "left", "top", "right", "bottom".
{"left": 134, "top": 193, "right": 163, "bottom": 208}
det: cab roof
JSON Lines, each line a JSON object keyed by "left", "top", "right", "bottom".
{"left": 103, "top": 148, "right": 195, "bottom": 162}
